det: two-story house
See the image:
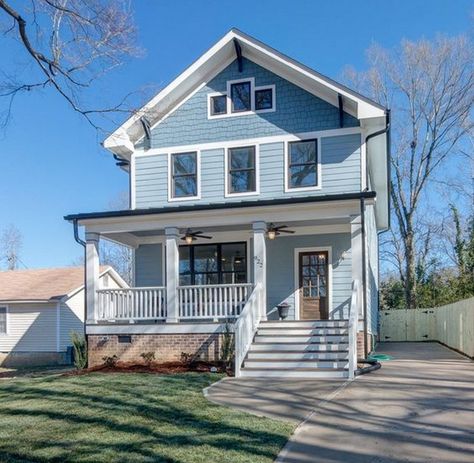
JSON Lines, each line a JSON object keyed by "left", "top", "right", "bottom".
{"left": 65, "top": 29, "right": 390, "bottom": 378}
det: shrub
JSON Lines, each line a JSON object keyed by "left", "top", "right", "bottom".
{"left": 180, "top": 352, "right": 195, "bottom": 365}
{"left": 140, "top": 351, "right": 156, "bottom": 365}
{"left": 70, "top": 331, "right": 87, "bottom": 370}
{"left": 102, "top": 355, "right": 118, "bottom": 367}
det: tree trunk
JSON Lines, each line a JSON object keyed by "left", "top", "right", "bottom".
{"left": 404, "top": 232, "right": 417, "bottom": 309}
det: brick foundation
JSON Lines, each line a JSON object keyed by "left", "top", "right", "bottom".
{"left": 357, "top": 332, "right": 374, "bottom": 358}
{"left": 87, "top": 333, "right": 231, "bottom": 367}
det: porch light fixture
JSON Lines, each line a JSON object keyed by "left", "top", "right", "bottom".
{"left": 181, "top": 229, "right": 213, "bottom": 244}
{"left": 266, "top": 223, "right": 295, "bottom": 240}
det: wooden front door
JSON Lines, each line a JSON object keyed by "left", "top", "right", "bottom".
{"left": 298, "top": 251, "right": 329, "bottom": 320}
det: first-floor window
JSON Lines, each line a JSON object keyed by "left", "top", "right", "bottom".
{"left": 228, "top": 146, "right": 256, "bottom": 194}
{"left": 287, "top": 139, "right": 318, "bottom": 189}
{"left": 171, "top": 151, "right": 198, "bottom": 198}
{"left": 0, "top": 307, "right": 7, "bottom": 334}
{"left": 179, "top": 242, "right": 247, "bottom": 285}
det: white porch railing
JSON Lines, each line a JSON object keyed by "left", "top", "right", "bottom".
{"left": 234, "top": 283, "right": 263, "bottom": 377}
{"left": 178, "top": 283, "right": 253, "bottom": 320}
{"left": 97, "top": 287, "right": 167, "bottom": 321}
{"left": 348, "top": 280, "right": 360, "bottom": 380}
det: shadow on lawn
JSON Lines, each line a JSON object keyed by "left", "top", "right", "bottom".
{"left": 0, "top": 373, "right": 292, "bottom": 463}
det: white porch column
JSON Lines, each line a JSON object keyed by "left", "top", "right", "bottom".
{"left": 252, "top": 221, "right": 267, "bottom": 321}
{"left": 165, "top": 227, "right": 180, "bottom": 323}
{"left": 85, "top": 231, "right": 100, "bottom": 324}
{"left": 350, "top": 215, "right": 363, "bottom": 318}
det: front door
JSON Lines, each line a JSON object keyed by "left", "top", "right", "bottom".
{"left": 298, "top": 251, "right": 329, "bottom": 320}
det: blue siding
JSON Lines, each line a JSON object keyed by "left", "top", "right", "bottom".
{"left": 266, "top": 233, "right": 352, "bottom": 321}
{"left": 134, "top": 244, "right": 163, "bottom": 286}
{"left": 135, "top": 134, "right": 361, "bottom": 208}
{"left": 137, "top": 58, "right": 358, "bottom": 150}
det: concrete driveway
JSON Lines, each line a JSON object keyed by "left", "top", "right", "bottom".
{"left": 206, "top": 342, "right": 474, "bottom": 462}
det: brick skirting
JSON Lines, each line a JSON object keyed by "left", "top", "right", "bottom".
{"left": 88, "top": 333, "right": 230, "bottom": 367}
{"left": 357, "top": 331, "right": 374, "bottom": 358}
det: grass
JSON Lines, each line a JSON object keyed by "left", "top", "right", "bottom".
{"left": 0, "top": 372, "right": 294, "bottom": 463}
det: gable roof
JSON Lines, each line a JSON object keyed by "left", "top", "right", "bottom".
{"left": 0, "top": 266, "right": 124, "bottom": 303}
{"left": 104, "top": 28, "right": 387, "bottom": 158}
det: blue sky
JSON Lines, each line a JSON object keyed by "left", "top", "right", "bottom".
{"left": 0, "top": 0, "right": 471, "bottom": 269}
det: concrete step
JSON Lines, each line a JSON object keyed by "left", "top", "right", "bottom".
{"left": 255, "top": 335, "right": 348, "bottom": 343}
{"left": 244, "top": 359, "right": 349, "bottom": 369}
{"left": 249, "top": 343, "right": 349, "bottom": 351}
{"left": 240, "top": 367, "right": 349, "bottom": 379}
{"left": 260, "top": 320, "right": 348, "bottom": 329}
{"left": 257, "top": 327, "right": 348, "bottom": 336}
{"left": 247, "top": 350, "right": 349, "bottom": 360}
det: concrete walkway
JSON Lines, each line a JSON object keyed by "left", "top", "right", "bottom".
{"left": 207, "top": 342, "right": 474, "bottom": 462}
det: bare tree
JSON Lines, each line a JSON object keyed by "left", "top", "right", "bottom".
{"left": 0, "top": 0, "right": 141, "bottom": 129}
{"left": 0, "top": 224, "right": 23, "bottom": 270}
{"left": 346, "top": 35, "right": 474, "bottom": 309}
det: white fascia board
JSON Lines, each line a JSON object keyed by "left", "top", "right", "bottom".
{"left": 104, "top": 29, "right": 386, "bottom": 155}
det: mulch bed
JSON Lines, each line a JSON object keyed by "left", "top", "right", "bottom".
{"left": 64, "top": 361, "right": 232, "bottom": 376}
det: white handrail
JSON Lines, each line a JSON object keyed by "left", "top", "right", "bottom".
{"left": 97, "top": 287, "right": 166, "bottom": 321}
{"left": 234, "top": 283, "right": 262, "bottom": 377}
{"left": 178, "top": 283, "right": 253, "bottom": 320}
{"left": 348, "top": 280, "right": 360, "bottom": 380}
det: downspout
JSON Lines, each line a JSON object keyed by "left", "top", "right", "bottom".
{"left": 72, "top": 219, "right": 87, "bottom": 338}
{"left": 363, "top": 110, "right": 391, "bottom": 357}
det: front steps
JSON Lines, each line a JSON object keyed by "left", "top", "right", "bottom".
{"left": 240, "top": 319, "right": 350, "bottom": 378}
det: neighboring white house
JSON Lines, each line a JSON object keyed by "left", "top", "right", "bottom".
{"left": 0, "top": 266, "right": 127, "bottom": 367}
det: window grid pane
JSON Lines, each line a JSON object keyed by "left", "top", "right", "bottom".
{"left": 255, "top": 88, "right": 273, "bottom": 110}
{"left": 211, "top": 95, "right": 227, "bottom": 115}
{"left": 228, "top": 147, "right": 256, "bottom": 194}
{"left": 288, "top": 140, "right": 318, "bottom": 188}
{"left": 231, "top": 82, "right": 251, "bottom": 112}
{"left": 172, "top": 152, "right": 197, "bottom": 198}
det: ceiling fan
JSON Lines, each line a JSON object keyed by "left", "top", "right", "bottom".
{"left": 266, "top": 223, "right": 295, "bottom": 240}
{"left": 181, "top": 228, "right": 212, "bottom": 244}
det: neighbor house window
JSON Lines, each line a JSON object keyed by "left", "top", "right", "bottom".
{"left": 287, "top": 139, "right": 318, "bottom": 189}
{"left": 255, "top": 87, "right": 274, "bottom": 111}
{"left": 171, "top": 151, "right": 198, "bottom": 198}
{"left": 230, "top": 81, "right": 251, "bottom": 112}
{"left": 227, "top": 146, "right": 256, "bottom": 194}
{"left": 0, "top": 307, "right": 7, "bottom": 334}
{"left": 179, "top": 242, "right": 247, "bottom": 285}
{"left": 210, "top": 94, "right": 227, "bottom": 116}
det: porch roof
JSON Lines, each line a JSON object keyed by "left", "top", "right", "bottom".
{"left": 65, "top": 191, "right": 376, "bottom": 223}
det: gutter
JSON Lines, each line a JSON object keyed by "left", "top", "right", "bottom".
{"left": 72, "top": 219, "right": 87, "bottom": 339}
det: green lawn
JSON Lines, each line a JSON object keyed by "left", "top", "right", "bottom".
{"left": 0, "top": 372, "right": 294, "bottom": 463}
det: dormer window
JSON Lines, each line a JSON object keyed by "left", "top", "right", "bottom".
{"left": 208, "top": 78, "right": 275, "bottom": 118}
{"left": 230, "top": 81, "right": 251, "bottom": 112}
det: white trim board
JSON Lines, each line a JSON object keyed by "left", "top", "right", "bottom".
{"left": 134, "top": 126, "right": 361, "bottom": 158}
{"left": 293, "top": 246, "right": 333, "bottom": 321}
{"left": 87, "top": 322, "right": 232, "bottom": 335}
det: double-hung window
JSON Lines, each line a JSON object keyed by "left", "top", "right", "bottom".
{"left": 287, "top": 139, "right": 319, "bottom": 190}
{"left": 0, "top": 307, "right": 7, "bottom": 334}
{"left": 227, "top": 146, "right": 257, "bottom": 195}
{"left": 170, "top": 151, "right": 198, "bottom": 199}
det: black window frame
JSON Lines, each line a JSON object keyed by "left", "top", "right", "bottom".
{"left": 179, "top": 242, "right": 248, "bottom": 285}
{"left": 287, "top": 139, "right": 319, "bottom": 190}
{"left": 255, "top": 87, "right": 274, "bottom": 111}
{"left": 230, "top": 81, "right": 252, "bottom": 113}
{"left": 209, "top": 94, "right": 227, "bottom": 116}
{"left": 0, "top": 307, "right": 6, "bottom": 334}
{"left": 227, "top": 145, "right": 257, "bottom": 195}
{"left": 171, "top": 151, "right": 198, "bottom": 199}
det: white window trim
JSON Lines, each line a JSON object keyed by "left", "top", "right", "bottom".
{"left": 0, "top": 305, "right": 8, "bottom": 336}
{"left": 168, "top": 150, "right": 201, "bottom": 202}
{"left": 254, "top": 84, "right": 276, "bottom": 113}
{"left": 224, "top": 144, "right": 260, "bottom": 198}
{"left": 293, "top": 247, "right": 333, "bottom": 321}
{"left": 207, "top": 91, "right": 228, "bottom": 119}
{"left": 284, "top": 137, "right": 322, "bottom": 193}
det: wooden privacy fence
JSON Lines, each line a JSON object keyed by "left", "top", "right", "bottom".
{"left": 380, "top": 297, "right": 474, "bottom": 358}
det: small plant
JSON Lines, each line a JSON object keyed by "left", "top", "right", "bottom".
{"left": 140, "top": 351, "right": 156, "bottom": 365}
{"left": 220, "top": 321, "right": 234, "bottom": 368}
{"left": 70, "top": 331, "right": 87, "bottom": 370}
{"left": 102, "top": 355, "right": 118, "bottom": 368}
{"left": 180, "top": 352, "right": 195, "bottom": 365}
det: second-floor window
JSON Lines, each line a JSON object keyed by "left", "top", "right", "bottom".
{"left": 171, "top": 151, "right": 198, "bottom": 199}
{"left": 287, "top": 139, "right": 319, "bottom": 190}
{"left": 227, "top": 146, "right": 257, "bottom": 195}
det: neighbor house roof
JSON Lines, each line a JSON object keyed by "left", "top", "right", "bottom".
{"left": 0, "top": 266, "right": 112, "bottom": 303}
